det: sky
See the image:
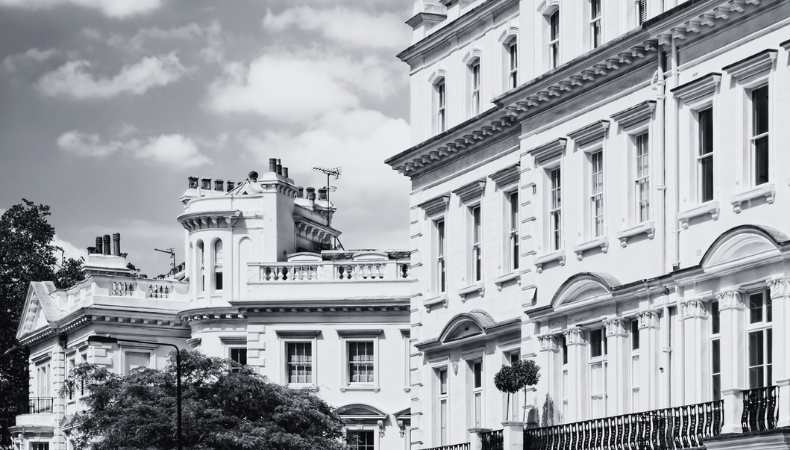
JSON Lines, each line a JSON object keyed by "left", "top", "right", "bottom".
{"left": 0, "top": 0, "right": 414, "bottom": 276}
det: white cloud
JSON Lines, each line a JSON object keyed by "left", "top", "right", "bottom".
{"left": 2, "top": 48, "right": 57, "bottom": 73}
{"left": 0, "top": 0, "right": 162, "bottom": 18}
{"left": 57, "top": 130, "right": 210, "bottom": 168}
{"left": 262, "top": 6, "right": 409, "bottom": 50}
{"left": 53, "top": 235, "right": 87, "bottom": 261}
{"left": 206, "top": 52, "right": 397, "bottom": 123}
{"left": 37, "top": 53, "right": 186, "bottom": 100}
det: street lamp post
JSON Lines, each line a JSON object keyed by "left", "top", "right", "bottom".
{"left": 87, "top": 335, "right": 182, "bottom": 450}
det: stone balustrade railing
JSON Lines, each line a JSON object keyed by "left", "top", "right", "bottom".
{"left": 249, "top": 260, "right": 411, "bottom": 283}
{"left": 106, "top": 279, "right": 182, "bottom": 299}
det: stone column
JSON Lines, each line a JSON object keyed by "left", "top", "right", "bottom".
{"left": 536, "top": 335, "right": 558, "bottom": 424}
{"left": 501, "top": 422, "right": 524, "bottom": 450}
{"left": 564, "top": 327, "right": 586, "bottom": 421}
{"left": 717, "top": 289, "right": 746, "bottom": 434}
{"left": 769, "top": 278, "right": 790, "bottom": 427}
{"left": 639, "top": 311, "right": 660, "bottom": 411}
{"left": 682, "top": 299, "right": 707, "bottom": 404}
{"left": 604, "top": 318, "right": 627, "bottom": 415}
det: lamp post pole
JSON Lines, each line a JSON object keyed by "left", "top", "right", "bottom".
{"left": 87, "top": 336, "right": 182, "bottom": 450}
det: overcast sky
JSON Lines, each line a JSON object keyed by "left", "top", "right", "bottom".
{"left": 0, "top": 0, "right": 414, "bottom": 276}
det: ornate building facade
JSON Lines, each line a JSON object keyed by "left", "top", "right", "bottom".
{"left": 11, "top": 161, "right": 415, "bottom": 450}
{"left": 388, "top": 0, "right": 790, "bottom": 449}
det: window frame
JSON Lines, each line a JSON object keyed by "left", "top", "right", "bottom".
{"left": 710, "top": 301, "right": 721, "bottom": 401}
{"left": 435, "top": 366, "right": 449, "bottom": 445}
{"left": 588, "top": 150, "right": 605, "bottom": 238}
{"left": 468, "top": 358, "right": 484, "bottom": 428}
{"left": 547, "top": 165, "right": 562, "bottom": 251}
{"left": 636, "top": 0, "right": 647, "bottom": 26}
{"left": 506, "top": 190, "right": 519, "bottom": 272}
{"left": 434, "top": 218, "right": 447, "bottom": 294}
{"left": 345, "top": 428, "right": 377, "bottom": 450}
{"left": 213, "top": 238, "right": 224, "bottom": 292}
{"left": 507, "top": 39, "right": 518, "bottom": 89}
{"left": 469, "top": 204, "right": 482, "bottom": 282}
{"left": 748, "top": 84, "right": 770, "bottom": 186}
{"left": 589, "top": 0, "right": 602, "bottom": 49}
{"left": 548, "top": 10, "right": 560, "bottom": 69}
{"left": 284, "top": 339, "right": 316, "bottom": 388}
{"left": 122, "top": 349, "right": 153, "bottom": 375}
{"left": 196, "top": 240, "right": 205, "bottom": 293}
{"left": 745, "top": 289, "right": 772, "bottom": 389}
{"left": 468, "top": 59, "right": 481, "bottom": 117}
{"left": 342, "top": 337, "right": 379, "bottom": 390}
{"left": 632, "top": 132, "right": 650, "bottom": 223}
{"left": 588, "top": 327, "right": 608, "bottom": 418}
{"left": 229, "top": 347, "right": 247, "bottom": 367}
{"left": 696, "top": 106, "right": 715, "bottom": 203}
{"left": 434, "top": 78, "right": 447, "bottom": 133}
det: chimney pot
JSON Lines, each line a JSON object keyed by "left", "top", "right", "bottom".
{"left": 297, "top": 187, "right": 304, "bottom": 198}
{"left": 306, "top": 187, "right": 316, "bottom": 202}
{"left": 87, "top": 246, "right": 96, "bottom": 255}
{"left": 275, "top": 159, "right": 282, "bottom": 176}
{"left": 248, "top": 171, "right": 259, "bottom": 182}
{"left": 227, "top": 181, "right": 235, "bottom": 191}
{"left": 188, "top": 176, "right": 198, "bottom": 189}
{"left": 214, "top": 180, "right": 224, "bottom": 191}
{"left": 318, "top": 187, "right": 328, "bottom": 201}
{"left": 201, "top": 178, "right": 211, "bottom": 190}
{"left": 103, "top": 235, "right": 111, "bottom": 255}
{"left": 95, "top": 237, "right": 103, "bottom": 255}
{"left": 268, "top": 158, "right": 277, "bottom": 173}
{"left": 282, "top": 167, "right": 289, "bottom": 178}
{"left": 112, "top": 233, "right": 121, "bottom": 256}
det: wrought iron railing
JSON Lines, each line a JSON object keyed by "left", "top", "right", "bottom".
{"left": 742, "top": 385, "right": 778, "bottom": 433}
{"left": 481, "top": 429, "right": 504, "bottom": 450}
{"left": 422, "top": 443, "right": 470, "bottom": 450}
{"left": 523, "top": 400, "right": 723, "bottom": 450}
{"left": 27, "top": 397, "right": 54, "bottom": 414}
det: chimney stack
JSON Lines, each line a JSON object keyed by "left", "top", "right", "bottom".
{"left": 282, "top": 167, "right": 289, "bottom": 179}
{"left": 248, "top": 171, "right": 259, "bottom": 182}
{"left": 268, "top": 158, "right": 277, "bottom": 173}
{"left": 214, "top": 180, "right": 224, "bottom": 191}
{"left": 103, "top": 235, "right": 111, "bottom": 255}
{"left": 112, "top": 233, "right": 121, "bottom": 256}
{"left": 275, "top": 159, "right": 282, "bottom": 176}
{"left": 297, "top": 187, "right": 304, "bottom": 198}
{"left": 95, "top": 236, "right": 103, "bottom": 255}
{"left": 188, "top": 176, "right": 198, "bottom": 188}
{"left": 306, "top": 187, "right": 316, "bottom": 202}
{"left": 227, "top": 181, "right": 235, "bottom": 192}
{"left": 318, "top": 187, "right": 328, "bottom": 201}
{"left": 201, "top": 178, "right": 211, "bottom": 190}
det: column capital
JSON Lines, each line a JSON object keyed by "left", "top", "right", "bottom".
{"left": 716, "top": 289, "right": 743, "bottom": 311}
{"left": 768, "top": 277, "right": 790, "bottom": 299}
{"left": 638, "top": 310, "right": 659, "bottom": 329}
{"left": 604, "top": 317, "right": 627, "bottom": 337}
{"left": 563, "top": 327, "right": 586, "bottom": 346}
{"left": 537, "top": 335, "right": 559, "bottom": 352}
{"left": 682, "top": 299, "right": 706, "bottom": 319}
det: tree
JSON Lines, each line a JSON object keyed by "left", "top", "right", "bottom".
{"left": 63, "top": 350, "right": 347, "bottom": 450}
{"left": 0, "top": 200, "right": 59, "bottom": 448}
{"left": 55, "top": 257, "right": 85, "bottom": 289}
{"left": 494, "top": 359, "right": 540, "bottom": 423}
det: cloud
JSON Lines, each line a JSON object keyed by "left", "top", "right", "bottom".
{"left": 0, "top": 0, "right": 162, "bottom": 18}
{"left": 37, "top": 53, "right": 186, "bottom": 100}
{"left": 57, "top": 130, "right": 210, "bottom": 168}
{"left": 53, "top": 235, "right": 87, "bottom": 261}
{"left": 206, "top": 52, "right": 397, "bottom": 123}
{"left": 2, "top": 48, "right": 58, "bottom": 73}
{"left": 262, "top": 6, "right": 409, "bottom": 50}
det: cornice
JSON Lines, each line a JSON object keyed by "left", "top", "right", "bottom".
{"left": 406, "top": 11, "right": 447, "bottom": 29}
{"left": 453, "top": 178, "right": 486, "bottom": 204}
{"left": 611, "top": 100, "right": 657, "bottom": 130}
{"left": 490, "top": 164, "right": 520, "bottom": 188}
{"left": 568, "top": 120, "right": 610, "bottom": 148}
{"left": 418, "top": 194, "right": 451, "bottom": 217}
{"left": 528, "top": 138, "right": 567, "bottom": 164}
{"left": 723, "top": 49, "right": 777, "bottom": 83}
{"left": 671, "top": 72, "right": 721, "bottom": 103}
{"left": 177, "top": 210, "right": 241, "bottom": 231}
{"left": 294, "top": 217, "right": 341, "bottom": 244}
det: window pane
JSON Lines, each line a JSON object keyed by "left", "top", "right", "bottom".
{"left": 698, "top": 108, "right": 713, "bottom": 156}
{"left": 349, "top": 341, "right": 375, "bottom": 383}
{"left": 755, "top": 136, "right": 769, "bottom": 185}
{"left": 590, "top": 329, "right": 603, "bottom": 357}
{"left": 473, "top": 361, "right": 482, "bottom": 388}
{"left": 631, "top": 320, "right": 640, "bottom": 350}
{"left": 749, "top": 331, "right": 764, "bottom": 367}
{"left": 711, "top": 301, "right": 720, "bottom": 334}
{"left": 750, "top": 293, "right": 764, "bottom": 323}
{"left": 752, "top": 85, "right": 769, "bottom": 135}
{"left": 561, "top": 335, "right": 568, "bottom": 365}
{"left": 712, "top": 340, "right": 720, "bottom": 373}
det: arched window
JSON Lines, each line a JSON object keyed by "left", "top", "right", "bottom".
{"left": 196, "top": 241, "right": 205, "bottom": 293}
{"left": 214, "top": 239, "right": 224, "bottom": 291}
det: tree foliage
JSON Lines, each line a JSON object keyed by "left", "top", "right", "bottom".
{"left": 494, "top": 359, "right": 540, "bottom": 422}
{"left": 64, "top": 350, "right": 347, "bottom": 450}
{"left": 55, "top": 256, "right": 85, "bottom": 289}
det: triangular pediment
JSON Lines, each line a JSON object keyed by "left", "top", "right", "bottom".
{"left": 17, "top": 283, "right": 55, "bottom": 340}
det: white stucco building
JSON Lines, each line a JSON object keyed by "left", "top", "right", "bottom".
{"left": 11, "top": 160, "right": 416, "bottom": 450}
{"left": 387, "top": 0, "right": 790, "bottom": 449}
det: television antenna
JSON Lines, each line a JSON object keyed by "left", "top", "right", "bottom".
{"left": 312, "top": 166, "right": 341, "bottom": 205}
{"left": 154, "top": 247, "right": 176, "bottom": 274}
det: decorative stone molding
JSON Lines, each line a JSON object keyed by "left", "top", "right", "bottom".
{"left": 768, "top": 278, "right": 790, "bottom": 299}
{"left": 453, "top": 179, "right": 486, "bottom": 204}
{"left": 462, "top": 48, "right": 482, "bottom": 66}
{"left": 568, "top": 120, "right": 610, "bottom": 148}
{"left": 428, "top": 69, "right": 447, "bottom": 85}
{"left": 423, "top": 293, "right": 447, "bottom": 309}
{"left": 537, "top": 0, "right": 559, "bottom": 15}
{"left": 529, "top": 138, "right": 567, "bottom": 165}
{"left": 604, "top": 318, "right": 627, "bottom": 337}
{"left": 671, "top": 73, "right": 722, "bottom": 104}
{"left": 458, "top": 282, "right": 485, "bottom": 299}
{"left": 682, "top": 299, "right": 706, "bottom": 319}
{"left": 638, "top": 311, "right": 659, "bottom": 329}
{"left": 418, "top": 195, "right": 450, "bottom": 217}
{"left": 563, "top": 327, "right": 585, "bottom": 346}
{"left": 723, "top": 49, "right": 777, "bottom": 83}
{"left": 534, "top": 250, "right": 565, "bottom": 273}
{"left": 177, "top": 210, "right": 241, "bottom": 231}
{"left": 611, "top": 101, "right": 657, "bottom": 131}
{"left": 493, "top": 271, "right": 520, "bottom": 291}
{"left": 490, "top": 164, "right": 520, "bottom": 188}
{"left": 537, "top": 335, "right": 558, "bottom": 352}
{"left": 679, "top": 201, "right": 719, "bottom": 228}
{"left": 731, "top": 183, "right": 775, "bottom": 213}
{"left": 573, "top": 237, "right": 609, "bottom": 260}
{"left": 716, "top": 290, "right": 743, "bottom": 311}
{"left": 617, "top": 221, "right": 655, "bottom": 247}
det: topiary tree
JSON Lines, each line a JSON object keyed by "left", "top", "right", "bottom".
{"left": 494, "top": 359, "right": 540, "bottom": 422}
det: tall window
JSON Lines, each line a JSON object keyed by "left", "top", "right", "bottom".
{"left": 348, "top": 341, "right": 375, "bottom": 384}
{"left": 36, "top": 363, "right": 50, "bottom": 397}
{"left": 347, "top": 430, "right": 375, "bottom": 450}
{"left": 230, "top": 348, "right": 247, "bottom": 366}
{"left": 590, "top": 151, "right": 604, "bottom": 237}
{"left": 589, "top": 328, "right": 607, "bottom": 417}
{"left": 469, "top": 60, "right": 481, "bottom": 116}
{"left": 437, "top": 367, "right": 449, "bottom": 445}
{"left": 635, "top": 133, "right": 650, "bottom": 222}
{"left": 508, "top": 191, "right": 519, "bottom": 271}
{"left": 750, "top": 85, "right": 769, "bottom": 185}
{"left": 287, "top": 342, "right": 313, "bottom": 384}
{"left": 549, "top": 168, "right": 562, "bottom": 250}
{"left": 435, "top": 219, "right": 446, "bottom": 293}
{"left": 470, "top": 205, "right": 482, "bottom": 282}
{"left": 507, "top": 40, "right": 518, "bottom": 89}
{"left": 589, "top": 0, "right": 601, "bottom": 49}
{"left": 435, "top": 79, "right": 447, "bottom": 133}
{"left": 67, "top": 358, "right": 75, "bottom": 400}
{"left": 549, "top": 11, "right": 560, "bottom": 69}
{"left": 197, "top": 241, "right": 205, "bottom": 293}
{"left": 630, "top": 319, "right": 641, "bottom": 410}
{"left": 698, "top": 107, "right": 714, "bottom": 202}
{"left": 747, "top": 290, "right": 772, "bottom": 388}
{"left": 711, "top": 301, "right": 721, "bottom": 400}
{"left": 637, "top": 0, "right": 647, "bottom": 25}
{"left": 213, "top": 239, "right": 223, "bottom": 291}
{"left": 469, "top": 360, "right": 483, "bottom": 428}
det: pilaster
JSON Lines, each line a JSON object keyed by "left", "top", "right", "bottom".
{"left": 717, "top": 289, "right": 745, "bottom": 434}
{"left": 769, "top": 278, "right": 790, "bottom": 427}
{"left": 604, "top": 318, "right": 627, "bottom": 415}
{"left": 682, "top": 299, "right": 707, "bottom": 404}
{"left": 246, "top": 324, "right": 266, "bottom": 377}
{"left": 638, "top": 311, "right": 659, "bottom": 411}
{"left": 52, "top": 337, "right": 67, "bottom": 450}
{"left": 536, "top": 334, "right": 558, "bottom": 424}
{"left": 563, "top": 327, "right": 586, "bottom": 421}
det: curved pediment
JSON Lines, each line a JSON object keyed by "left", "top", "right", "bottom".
{"left": 551, "top": 273, "right": 617, "bottom": 308}
{"left": 701, "top": 225, "right": 785, "bottom": 272}
{"left": 438, "top": 310, "right": 496, "bottom": 343}
{"left": 337, "top": 403, "right": 387, "bottom": 420}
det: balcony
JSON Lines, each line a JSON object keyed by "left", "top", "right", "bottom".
{"left": 27, "top": 397, "right": 53, "bottom": 414}
{"left": 741, "top": 385, "right": 778, "bottom": 433}
{"left": 12, "top": 398, "right": 57, "bottom": 431}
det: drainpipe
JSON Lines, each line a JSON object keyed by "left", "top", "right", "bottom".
{"left": 671, "top": 36, "right": 681, "bottom": 271}
{"left": 656, "top": 48, "right": 667, "bottom": 274}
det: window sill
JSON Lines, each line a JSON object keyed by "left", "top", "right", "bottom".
{"left": 573, "top": 237, "right": 609, "bottom": 260}
{"left": 340, "top": 384, "right": 380, "bottom": 393}
{"left": 679, "top": 201, "right": 719, "bottom": 229}
{"left": 535, "top": 250, "right": 566, "bottom": 273}
{"left": 287, "top": 384, "right": 319, "bottom": 392}
{"left": 458, "top": 282, "right": 485, "bottom": 299}
{"left": 617, "top": 221, "right": 656, "bottom": 246}
{"left": 423, "top": 293, "right": 447, "bottom": 309}
{"left": 493, "top": 271, "right": 520, "bottom": 291}
{"left": 731, "top": 183, "right": 775, "bottom": 213}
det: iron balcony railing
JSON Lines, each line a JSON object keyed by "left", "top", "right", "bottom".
{"left": 423, "top": 443, "right": 470, "bottom": 450}
{"left": 742, "top": 385, "right": 778, "bottom": 433}
{"left": 27, "top": 397, "right": 54, "bottom": 414}
{"left": 481, "top": 429, "right": 504, "bottom": 450}
{"left": 523, "top": 400, "right": 723, "bottom": 450}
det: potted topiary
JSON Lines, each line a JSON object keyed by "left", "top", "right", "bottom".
{"left": 494, "top": 359, "right": 540, "bottom": 423}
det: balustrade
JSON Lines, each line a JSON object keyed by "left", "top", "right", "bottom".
{"left": 481, "top": 429, "right": 504, "bottom": 450}
{"left": 27, "top": 397, "right": 53, "bottom": 414}
{"left": 109, "top": 280, "right": 172, "bottom": 298}
{"left": 741, "top": 385, "right": 778, "bottom": 432}
{"left": 523, "top": 400, "right": 723, "bottom": 450}
{"left": 422, "top": 444, "right": 470, "bottom": 450}
{"left": 254, "top": 260, "right": 410, "bottom": 282}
